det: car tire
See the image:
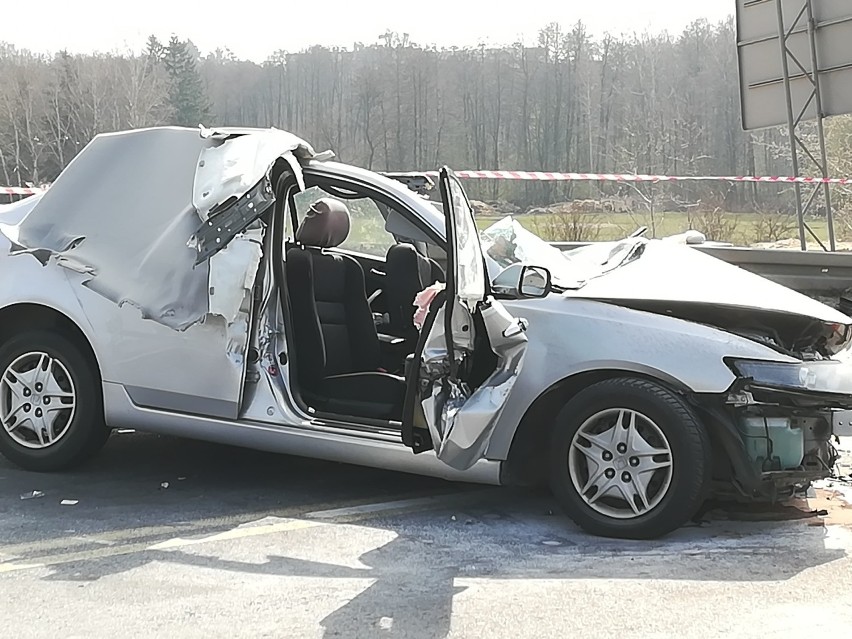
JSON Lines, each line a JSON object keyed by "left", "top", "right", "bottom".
{"left": 0, "top": 330, "right": 110, "bottom": 471}
{"left": 549, "top": 377, "right": 711, "bottom": 540}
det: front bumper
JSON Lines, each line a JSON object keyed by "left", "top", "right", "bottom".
{"left": 700, "top": 390, "right": 844, "bottom": 500}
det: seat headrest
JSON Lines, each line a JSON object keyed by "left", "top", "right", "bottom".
{"left": 296, "top": 197, "right": 351, "bottom": 248}
{"left": 387, "top": 243, "right": 433, "bottom": 287}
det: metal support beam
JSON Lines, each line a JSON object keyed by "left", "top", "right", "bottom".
{"left": 805, "top": 0, "right": 836, "bottom": 252}
{"left": 775, "top": 0, "right": 836, "bottom": 251}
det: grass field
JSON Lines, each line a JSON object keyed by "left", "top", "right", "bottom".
{"left": 475, "top": 211, "right": 840, "bottom": 247}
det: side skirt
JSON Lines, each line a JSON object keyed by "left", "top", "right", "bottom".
{"left": 102, "top": 382, "right": 503, "bottom": 485}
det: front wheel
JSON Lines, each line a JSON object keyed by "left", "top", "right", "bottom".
{"left": 549, "top": 377, "right": 711, "bottom": 539}
{"left": 0, "top": 330, "right": 110, "bottom": 471}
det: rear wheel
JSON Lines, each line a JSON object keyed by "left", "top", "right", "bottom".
{"left": 0, "top": 331, "right": 110, "bottom": 471}
{"left": 549, "top": 377, "right": 711, "bottom": 539}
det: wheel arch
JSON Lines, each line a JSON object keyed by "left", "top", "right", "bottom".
{"left": 0, "top": 303, "right": 102, "bottom": 384}
{"left": 500, "top": 367, "right": 694, "bottom": 488}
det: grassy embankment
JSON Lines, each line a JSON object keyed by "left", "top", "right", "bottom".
{"left": 475, "top": 211, "right": 837, "bottom": 247}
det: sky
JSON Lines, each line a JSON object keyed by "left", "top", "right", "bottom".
{"left": 1, "top": 1, "right": 734, "bottom": 62}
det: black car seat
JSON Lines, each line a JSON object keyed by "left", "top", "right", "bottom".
{"left": 286, "top": 198, "right": 405, "bottom": 420}
{"left": 384, "top": 243, "right": 445, "bottom": 345}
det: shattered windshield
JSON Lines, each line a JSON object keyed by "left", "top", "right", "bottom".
{"left": 480, "top": 216, "right": 646, "bottom": 291}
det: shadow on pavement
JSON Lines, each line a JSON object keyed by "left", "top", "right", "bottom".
{"left": 3, "top": 433, "right": 850, "bottom": 639}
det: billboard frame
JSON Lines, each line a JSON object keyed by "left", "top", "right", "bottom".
{"left": 736, "top": 0, "right": 852, "bottom": 251}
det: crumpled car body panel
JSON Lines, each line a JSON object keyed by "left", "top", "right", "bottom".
{"left": 416, "top": 300, "right": 528, "bottom": 471}
{"left": 0, "top": 126, "right": 318, "bottom": 331}
{"left": 563, "top": 238, "right": 851, "bottom": 326}
{"left": 0, "top": 127, "right": 849, "bottom": 491}
{"left": 3, "top": 127, "right": 212, "bottom": 329}
{"left": 0, "top": 126, "right": 320, "bottom": 420}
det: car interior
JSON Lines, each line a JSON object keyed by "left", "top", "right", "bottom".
{"left": 276, "top": 172, "right": 448, "bottom": 424}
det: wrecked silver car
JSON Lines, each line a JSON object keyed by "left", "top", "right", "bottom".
{"left": 1, "top": 126, "right": 851, "bottom": 539}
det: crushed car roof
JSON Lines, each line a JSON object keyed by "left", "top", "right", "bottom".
{"left": 0, "top": 126, "right": 323, "bottom": 330}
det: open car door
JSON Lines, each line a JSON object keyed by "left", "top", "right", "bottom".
{"left": 402, "top": 167, "right": 529, "bottom": 471}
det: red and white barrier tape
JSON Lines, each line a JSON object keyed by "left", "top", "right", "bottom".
{"left": 1, "top": 186, "right": 45, "bottom": 196}
{"left": 422, "top": 170, "right": 852, "bottom": 185}
{"left": 5, "top": 170, "right": 852, "bottom": 197}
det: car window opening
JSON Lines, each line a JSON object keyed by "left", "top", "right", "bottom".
{"left": 279, "top": 177, "right": 442, "bottom": 426}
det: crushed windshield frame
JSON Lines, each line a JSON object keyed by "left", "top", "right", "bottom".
{"left": 479, "top": 216, "right": 647, "bottom": 291}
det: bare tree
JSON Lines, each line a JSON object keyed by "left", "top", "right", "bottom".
{"left": 0, "top": 18, "right": 797, "bottom": 214}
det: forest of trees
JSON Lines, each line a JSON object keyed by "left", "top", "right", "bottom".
{"left": 1, "top": 18, "right": 850, "bottom": 214}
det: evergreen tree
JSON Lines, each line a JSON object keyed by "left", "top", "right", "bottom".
{"left": 161, "top": 36, "right": 211, "bottom": 126}
{"left": 145, "top": 35, "right": 164, "bottom": 64}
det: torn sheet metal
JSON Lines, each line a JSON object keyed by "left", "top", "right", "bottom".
{"left": 224, "top": 305, "right": 252, "bottom": 367}
{"left": 420, "top": 301, "right": 528, "bottom": 471}
{"left": 207, "top": 227, "right": 264, "bottom": 325}
{"left": 480, "top": 216, "right": 612, "bottom": 288}
{"left": 480, "top": 216, "right": 851, "bottom": 328}
{"left": 189, "top": 178, "right": 274, "bottom": 265}
{"left": 1, "top": 127, "right": 213, "bottom": 329}
{"left": 193, "top": 127, "right": 332, "bottom": 221}
{"left": 562, "top": 234, "right": 852, "bottom": 326}
{"left": 0, "top": 126, "right": 322, "bottom": 331}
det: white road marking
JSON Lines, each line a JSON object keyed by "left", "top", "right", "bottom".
{"left": 71, "top": 536, "right": 116, "bottom": 546}
{"left": 149, "top": 490, "right": 498, "bottom": 550}
{"left": 304, "top": 489, "right": 499, "bottom": 521}
{"left": 0, "top": 490, "right": 495, "bottom": 574}
{"left": 147, "top": 518, "right": 323, "bottom": 550}
{"left": 0, "top": 561, "right": 45, "bottom": 574}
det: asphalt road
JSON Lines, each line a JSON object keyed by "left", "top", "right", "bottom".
{"left": 2, "top": 431, "right": 852, "bottom": 638}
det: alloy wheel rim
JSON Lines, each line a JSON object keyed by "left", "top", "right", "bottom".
{"left": 0, "top": 351, "right": 77, "bottom": 449}
{"left": 568, "top": 408, "right": 674, "bottom": 520}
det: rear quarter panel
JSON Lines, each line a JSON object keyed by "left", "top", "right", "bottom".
{"left": 0, "top": 239, "right": 246, "bottom": 420}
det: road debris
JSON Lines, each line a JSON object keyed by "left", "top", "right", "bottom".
{"left": 60, "top": 500, "right": 79, "bottom": 506}
{"left": 160, "top": 482, "right": 170, "bottom": 490}
{"left": 20, "top": 490, "right": 44, "bottom": 500}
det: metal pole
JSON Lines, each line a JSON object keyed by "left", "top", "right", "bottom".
{"left": 776, "top": 0, "right": 808, "bottom": 251}
{"left": 805, "top": 0, "right": 837, "bottom": 251}
{"left": 649, "top": 181, "right": 656, "bottom": 238}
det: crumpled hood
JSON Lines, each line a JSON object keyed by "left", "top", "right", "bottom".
{"left": 561, "top": 239, "right": 852, "bottom": 355}
{"left": 563, "top": 239, "right": 849, "bottom": 323}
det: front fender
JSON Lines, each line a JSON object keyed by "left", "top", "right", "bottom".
{"left": 485, "top": 296, "right": 799, "bottom": 460}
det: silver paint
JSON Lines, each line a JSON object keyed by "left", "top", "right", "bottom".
{"left": 2, "top": 125, "right": 851, "bottom": 487}
{"left": 563, "top": 237, "right": 851, "bottom": 326}
{"left": 568, "top": 408, "right": 674, "bottom": 519}
{"left": 101, "top": 382, "right": 502, "bottom": 485}
{"left": 418, "top": 301, "right": 528, "bottom": 470}
{"left": 1, "top": 351, "right": 77, "bottom": 449}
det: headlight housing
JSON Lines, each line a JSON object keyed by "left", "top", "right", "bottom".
{"left": 729, "top": 360, "right": 818, "bottom": 391}
{"left": 729, "top": 358, "right": 852, "bottom": 401}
